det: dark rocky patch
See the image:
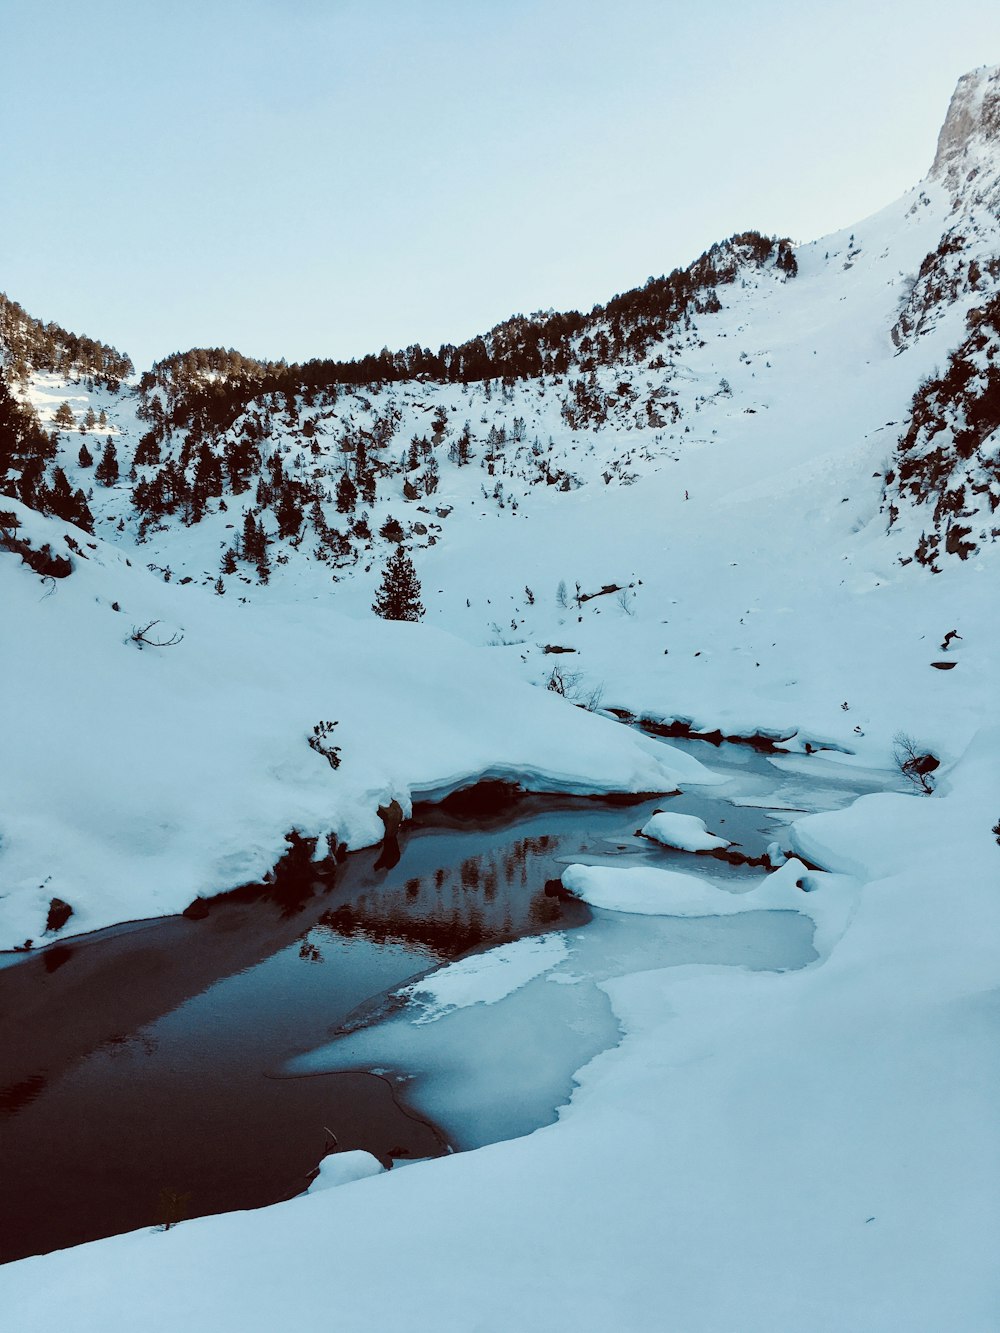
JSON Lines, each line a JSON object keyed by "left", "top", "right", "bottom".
{"left": 44, "top": 898, "right": 73, "bottom": 933}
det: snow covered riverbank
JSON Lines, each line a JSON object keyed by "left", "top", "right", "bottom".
{"left": 0, "top": 500, "right": 712, "bottom": 951}
{"left": 1, "top": 728, "right": 996, "bottom": 1330}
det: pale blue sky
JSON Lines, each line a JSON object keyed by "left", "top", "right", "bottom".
{"left": 3, "top": 0, "right": 999, "bottom": 370}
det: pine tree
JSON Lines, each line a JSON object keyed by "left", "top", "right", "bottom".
{"left": 276, "top": 486, "right": 301, "bottom": 539}
{"left": 241, "top": 510, "right": 262, "bottom": 562}
{"left": 94, "top": 438, "right": 119, "bottom": 486}
{"left": 53, "top": 402, "right": 75, "bottom": 429}
{"left": 78, "top": 442, "right": 93, "bottom": 467}
{"left": 221, "top": 547, "right": 238, "bottom": 574}
{"left": 379, "top": 514, "right": 404, "bottom": 543}
{"left": 336, "top": 471, "right": 357, "bottom": 513}
{"left": 134, "top": 432, "right": 161, "bottom": 467}
{"left": 449, "top": 422, "right": 472, "bottom": 466}
{"left": 372, "top": 546, "right": 424, "bottom": 621}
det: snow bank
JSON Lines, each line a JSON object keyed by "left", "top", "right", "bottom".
{"left": 562, "top": 863, "right": 738, "bottom": 915}
{"left": 561, "top": 859, "right": 859, "bottom": 954}
{"left": 307, "top": 1151, "right": 385, "bottom": 1193}
{"left": 4, "top": 732, "right": 997, "bottom": 1332}
{"left": 639, "top": 810, "right": 730, "bottom": 851}
{"left": 0, "top": 501, "right": 712, "bottom": 949}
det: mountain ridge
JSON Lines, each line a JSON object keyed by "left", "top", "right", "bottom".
{"left": 3, "top": 64, "right": 998, "bottom": 594}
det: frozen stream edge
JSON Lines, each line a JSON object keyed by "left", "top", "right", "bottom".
{"left": 283, "top": 741, "right": 882, "bottom": 1155}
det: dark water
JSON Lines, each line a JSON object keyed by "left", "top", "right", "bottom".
{"left": 0, "top": 745, "right": 856, "bottom": 1264}
{"left": 0, "top": 791, "right": 647, "bottom": 1264}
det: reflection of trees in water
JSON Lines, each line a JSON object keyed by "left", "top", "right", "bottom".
{"left": 99, "top": 1031, "right": 159, "bottom": 1058}
{"left": 483, "top": 864, "right": 498, "bottom": 901}
{"left": 315, "top": 833, "right": 575, "bottom": 960}
{"left": 317, "top": 904, "right": 488, "bottom": 958}
{"left": 374, "top": 834, "right": 400, "bottom": 871}
{"left": 0, "top": 1073, "right": 48, "bottom": 1116}
{"left": 459, "top": 857, "right": 480, "bottom": 888}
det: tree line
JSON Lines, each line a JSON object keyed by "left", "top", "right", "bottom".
{"left": 0, "top": 293, "right": 133, "bottom": 390}
{"left": 134, "top": 231, "right": 797, "bottom": 440}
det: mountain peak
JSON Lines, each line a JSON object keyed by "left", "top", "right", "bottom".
{"left": 929, "top": 63, "right": 1000, "bottom": 186}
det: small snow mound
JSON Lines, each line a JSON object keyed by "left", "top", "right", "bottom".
{"left": 640, "top": 811, "right": 730, "bottom": 852}
{"left": 561, "top": 863, "right": 737, "bottom": 916}
{"left": 765, "top": 841, "right": 788, "bottom": 868}
{"left": 308, "top": 1151, "right": 385, "bottom": 1193}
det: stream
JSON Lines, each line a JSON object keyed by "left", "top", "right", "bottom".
{"left": 0, "top": 738, "right": 890, "bottom": 1264}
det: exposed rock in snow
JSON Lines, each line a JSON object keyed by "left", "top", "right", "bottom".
{"left": 930, "top": 63, "right": 1000, "bottom": 196}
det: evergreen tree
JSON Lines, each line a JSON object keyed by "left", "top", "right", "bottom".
{"left": 221, "top": 547, "right": 238, "bottom": 574}
{"left": 449, "top": 422, "right": 472, "bottom": 466}
{"left": 276, "top": 485, "right": 302, "bottom": 539}
{"left": 134, "top": 431, "right": 161, "bottom": 467}
{"left": 241, "top": 510, "right": 262, "bottom": 562}
{"left": 379, "top": 514, "right": 404, "bottom": 543}
{"left": 193, "top": 442, "right": 222, "bottom": 504}
{"left": 372, "top": 546, "right": 424, "bottom": 621}
{"left": 336, "top": 470, "right": 357, "bottom": 513}
{"left": 359, "top": 470, "right": 377, "bottom": 506}
{"left": 45, "top": 466, "right": 93, "bottom": 530}
{"left": 78, "top": 441, "right": 93, "bottom": 468}
{"left": 95, "top": 438, "right": 119, "bottom": 486}
{"left": 53, "top": 401, "right": 75, "bottom": 429}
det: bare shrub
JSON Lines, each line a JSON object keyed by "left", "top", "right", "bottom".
{"left": 892, "top": 732, "right": 939, "bottom": 794}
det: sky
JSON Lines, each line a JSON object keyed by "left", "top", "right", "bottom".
{"left": 2, "top": 0, "right": 1000, "bottom": 371}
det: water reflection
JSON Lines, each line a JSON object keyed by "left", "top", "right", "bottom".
{"left": 314, "top": 833, "right": 584, "bottom": 962}
{"left": 0, "top": 747, "right": 888, "bottom": 1265}
{"left": 0, "top": 796, "right": 604, "bottom": 1264}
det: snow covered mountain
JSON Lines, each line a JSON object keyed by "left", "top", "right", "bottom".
{"left": 1, "top": 64, "right": 999, "bottom": 1333}
{"left": 4, "top": 72, "right": 999, "bottom": 585}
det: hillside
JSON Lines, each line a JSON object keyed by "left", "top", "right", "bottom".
{"left": 2, "top": 72, "right": 995, "bottom": 765}
{"left": 0, "top": 63, "right": 998, "bottom": 1333}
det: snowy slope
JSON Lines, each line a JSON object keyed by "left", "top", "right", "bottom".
{"left": 6, "top": 70, "right": 994, "bottom": 778}
{"left": 0, "top": 499, "right": 706, "bottom": 949}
